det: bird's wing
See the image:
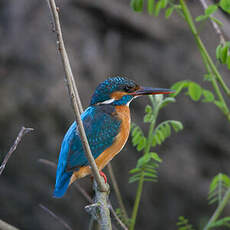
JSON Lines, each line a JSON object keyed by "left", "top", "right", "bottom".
{"left": 61, "top": 106, "right": 121, "bottom": 171}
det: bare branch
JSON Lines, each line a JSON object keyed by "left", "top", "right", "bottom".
{"left": 109, "top": 203, "right": 128, "bottom": 230}
{"left": 0, "top": 126, "right": 33, "bottom": 175}
{"left": 45, "top": 0, "right": 111, "bottom": 225}
{"left": 39, "top": 204, "right": 72, "bottom": 230}
{"left": 107, "top": 163, "right": 128, "bottom": 219}
{"left": 38, "top": 158, "right": 93, "bottom": 202}
{"left": 39, "top": 159, "right": 127, "bottom": 229}
{"left": 46, "top": 0, "right": 107, "bottom": 193}
{"left": 199, "top": 0, "right": 225, "bottom": 45}
{"left": 38, "top": 158, "right": 57, "bottom": 168}
{"left": 0, "top": 220, "right": 19, "bottom": 230}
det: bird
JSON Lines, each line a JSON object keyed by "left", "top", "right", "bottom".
{"left": 53, "top": 76, "right": 173, "bottom": 198}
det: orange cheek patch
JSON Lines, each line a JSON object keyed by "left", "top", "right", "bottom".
{"left": 111, "top": 91, "right": 127, "bottom": 100}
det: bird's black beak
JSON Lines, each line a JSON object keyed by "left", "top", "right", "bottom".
{"left": 130, "top": 87, "right": 175, "bottom": 96}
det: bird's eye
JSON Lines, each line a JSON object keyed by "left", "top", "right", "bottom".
{"left": 124, "top": 85, "right": 134, "bottom": 93}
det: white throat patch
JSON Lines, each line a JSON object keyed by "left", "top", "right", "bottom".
{"left": 126, "top": 96, "right": 137, "bottom": 107}
{"left": 98, "top": 98, "right": 115, "bottom": 105}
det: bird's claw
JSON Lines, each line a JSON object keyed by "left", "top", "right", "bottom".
{"left": 99, "top": 171, "right": 107, "bottom": 184}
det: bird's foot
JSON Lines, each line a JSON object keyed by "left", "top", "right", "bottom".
{"left": 99, "top": 171, "right": 107, "bottom": 184}
{"left": 90, "top": 171, "right": 107, "bottom": 184}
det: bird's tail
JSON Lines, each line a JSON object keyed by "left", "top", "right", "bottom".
{"left": 53, "top": 169, "right": 72, "bottom": 198}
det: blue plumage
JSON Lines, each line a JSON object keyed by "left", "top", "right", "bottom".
{"left": 90, "top": 77, "right": 137, "bottom": 105}
{"left": 53, "top": 105, "right": 121, "bottom": 198}
{"left": 53, "top": 76, "right": 173, "bottom": 198}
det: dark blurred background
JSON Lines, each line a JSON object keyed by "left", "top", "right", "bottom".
{"left": 1, "top": 0, "right": 230, "bottom": 229}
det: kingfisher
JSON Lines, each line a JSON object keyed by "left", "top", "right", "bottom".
{"left": 53, "top": 76, "right": 173, "bottom": 198}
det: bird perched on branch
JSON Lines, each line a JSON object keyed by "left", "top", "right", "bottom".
{"left": 53, "top": 76, "right": 173, "bottom": 198}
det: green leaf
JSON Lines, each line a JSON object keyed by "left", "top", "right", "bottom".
{"left": 170, "top": 120, "right": 183, "bottom": 132}
{"left": 154, "top": 0, "right": 163, "bottom": 16}
{"left": 165, "top": 6, "right": 174, "bottom": 18}
{"left": 149, "top": 152, "right": 162, "bottom": 162}
{"left": 214, "top": 100, "right": 225, "bottom": 111}
{"left": 154, "top": 134, "right": 161, "bottom": 145}
{"left": 156, "top": 131, "right": 163, "bottom": 144}
{"left": 202, "top": 89, "right": 215, "bottom": 102}
{"left": 208, "top": 173, "right": 230, "bottom": 205}
{"left": 164, "top": 123, "right": 171, "bottom": 137}
{"left": 220, "top": 45, "right": 228, "bottom": 63}
{"left": 148, "top": 0, "right": 155, "bottom": 14}
{"left": 210, "top": 16, "right": 223, "bottom": 26}
{"left": 143, "top": 172, "right": 157, "bottom": 178}
{"left": 227, "top": 55, "right": 230, "bottom": 69}
{"left": 216, "top": 44, "right": 222, "bottom": 60}
{"left": 144, "top": 113, "right": 152, "bottom": 123}
{"left": 137, "top": 155, "right": 150, "bottom": 168}
{"left": 205, "top": 5, "right": 218, "bottom": 16}
{"left": 209, "top": 173, "right": 230, "bottom": 193}
{"left": 188, "top": 82, "right": 202, "bottom": 101}
{"left": 219, "top": 0, "right": 230, "bottom": 14}
{"left": 145, "top": 105, "right": 152, "bottom": 113}
{"left": 132, "top": 131, "right": 143, "bottom": 146}
{"left": 161, "top": 0, "right": 168, "bottom": 8}
{"left": 129, "top": 168, "right": 141, "bottom": 174}
{"left": 170, "top": 80, "right": 189, "bottom": 97}
{"left": 157, "top": 130, "right": 165, "bottom": 142}
{"left": 152, "top": 137, "right": 157, "bottom": 147}
{"left": 137, "top": 136, "right": 146, "bottom": 151}
{"left": 131, "top": 0, "right": 144, "bottom": 12}
{"left": 143, "top": 178, "right": 157, "bottom": 182}
{"left": 129, "top": 175, "right": 141, "bottom": 183}
{"left": 176, "top": 216, "right": 194, "bottom": 230}
{"left": 209, "top": 217, "right": 230, "bottom": 228}
{"left": 145, "top": 167, "right": 157, "bottom": 174}
{"left": 159, "top": 97, "right": 176, "bottom": 109}
{"left": 132, "top": 125, "right": 140, "bottom": 137}
{"left": 195, "top": 15, "right": 209, "bottom": 22}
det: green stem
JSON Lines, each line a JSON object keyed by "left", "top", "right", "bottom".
{"left": 180, "top": 0, "right": 230, "bottom": 98}
{"left": 204, "top": 188, "right": 230, "bottom": 230}
{"left": 179, "top": 2, "right": 230, "bottom": 228}
{"left": 129, "top": 173, "right": 145, "bottom": 230}
{"left": 129, "top": 96, "right": 159, "bottom": 230}
{"left": 200, "top": 49, "right": 230, "bottom": 121}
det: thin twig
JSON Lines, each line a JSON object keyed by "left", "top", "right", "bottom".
{"left": 46, "top": 0, "right": 106, "bottom": 192}
{"left": 38, "top": 158, "right": 93, "bottom": 203}
{"left": 38, "top": 158, "right": 57, "bottom": 168}
{"left": 199, "top": 0, "right": 225, "bottom": 45}
{"left": 109, "top": 203, "right": 128, "bottom": 230}
{"left": 39, "top": 204, "right": 72, "bottom": 230}
{"left": 0, "top": 126, "right": 33, "bottom": 175}
{"left": 107, "top": 163, "right": 128, "bottom": 219}
{"left": 0, "top": 219, "right": 20, "bottom": 230}
{"left": 39, "top": 159, "right": 125, "bottom": 229}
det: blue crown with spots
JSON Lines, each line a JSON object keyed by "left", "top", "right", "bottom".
{"left": 90, "top": 77, "right": 137, "bottom": 105}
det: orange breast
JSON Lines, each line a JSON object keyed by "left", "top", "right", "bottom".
{"left": 70, "top": 105, "right": 131, "bottom": 185}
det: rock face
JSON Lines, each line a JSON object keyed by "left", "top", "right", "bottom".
{"left": 1, "top": 0, "right": 230, "bottom": 229}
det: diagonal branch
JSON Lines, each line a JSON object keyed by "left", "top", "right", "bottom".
{"left": 39, "top": 204, "right": 72, "bottom": 230}
{"left": 109, "top": 202, "right": 128, "bottom": 230}
{"left": 0, "top": 126, "right": 33, "bottom": 176}
{"left": 45, "top": 1, "right": 111, "bottom": 228}
{"left": 46, "top": 0, "right": 107, "bottom": 193}
{"left": 39, "top": 158, "right": 127, "bottom": 230}
{"left": 0, "top": 219, "right": 19, "bottom": 230}
{"left": 199, "top": 0, "right": 225, "bottom": 45}
{"left": 107, "top": 163, "right": 128, "bottom": 219}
